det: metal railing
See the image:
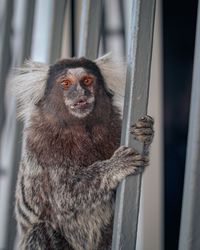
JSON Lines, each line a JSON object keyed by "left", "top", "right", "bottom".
{"left": 112, "top": 0, "right": 156, "bottom": 248}
{"left": 0, "top": 0, "right": 163, "bottom": 249}
{"left": 0, "top": 0, "right": 36, "bottom": 249}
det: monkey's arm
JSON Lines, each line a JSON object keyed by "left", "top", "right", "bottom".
{"left": 54, "top": 146, "right": 148, "bottom": 216}
{"left": 55, "top": 115, "right": 154, "bottom": 215}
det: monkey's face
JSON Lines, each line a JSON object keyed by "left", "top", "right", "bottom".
{"left": 55, "top": 67, "right": 96, "bottom": 118}
{"left": 44, "top": 58, "right": 113, "bottom": 122}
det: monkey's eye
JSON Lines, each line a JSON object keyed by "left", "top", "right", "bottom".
{"left": 82, "top": 76, "right": 93, "bottom": 86}
{"left": 61, "top": 79, "right": 72, "bottom": 89}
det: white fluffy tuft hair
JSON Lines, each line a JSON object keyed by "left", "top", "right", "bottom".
{"left": 10, "top": 54, "right": 126, "bottom": 120}
{"left": 9, "top": 60, "right": 49, "bottom": 120}
{"left": 95, "top": 53, "right": 126, "bottom": 111}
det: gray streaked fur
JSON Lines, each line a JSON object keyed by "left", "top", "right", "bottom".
{"left": 14, "top": 56, "right": 153, "bottom": 250}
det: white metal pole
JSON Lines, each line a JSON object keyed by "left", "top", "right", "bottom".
{"left": 0, "top": 0, "right": 36, "bottom": 249}
{"left": 112, "top": 0, "right": 156, "bottom": 249}
{"left": 78, "top": 0, "right": 103, "bottom": 59}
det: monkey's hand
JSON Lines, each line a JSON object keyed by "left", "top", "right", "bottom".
{"left": 130, "top": 115, "right": 154, "bottom": 146}
{"left": 108, "top": 146, "right": 148, "bottom": 189}
{"left": 108, "top": 115, "right": 154, "bottom": 187}
{"left": 53, "top": 116, "right": 153, "bottom": 213}
{"left": 55, "top": 146, "right": 148, "bottom": 213}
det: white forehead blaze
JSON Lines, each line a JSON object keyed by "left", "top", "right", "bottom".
{"left": 67, "top": 67, "right": 87, "bottom": 78}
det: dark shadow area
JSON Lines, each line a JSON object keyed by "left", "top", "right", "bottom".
{"left": 163, "top": 0, "right": 198, "bottom": 249}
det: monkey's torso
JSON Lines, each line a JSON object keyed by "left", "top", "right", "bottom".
{"left": 14, "top": 57, "right": 153, "bottom": 250}
{"left": 16, "top": 108, "right": 121, "bottom": 250}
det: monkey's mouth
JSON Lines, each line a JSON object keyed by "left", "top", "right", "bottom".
{"left": 67, "top": 96, "right": 94, "bottom": 118}
{"left": 70, "top": 97, "right": 94, "bottom": 110}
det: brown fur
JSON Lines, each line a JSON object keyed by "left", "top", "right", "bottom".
{"left": 15, "top": 57, "right": 153, "bottom": 250}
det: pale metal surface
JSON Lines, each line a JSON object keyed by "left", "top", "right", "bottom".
{"left": 78, "top": 0, "right": 103, "bottom": 59}
{"left": 0, "top": 1, "right": 36, "bottom": 249}
{"left": 0, "top": 0, "right": 14, "bottom": 146}
{"left": 48, "top": 0, "right": 67, "bottom": 63}
{"left": 178, "top": 1, "right": 200, "bottom": 249}
{"left": 112, "top": 0, "right": 156, "bottom": 249}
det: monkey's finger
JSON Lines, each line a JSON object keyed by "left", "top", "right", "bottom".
{"left": 131, "top": 115, "right": 154, "bottom": 129}
{"left": 130, "top": 127, "right": 154, "bottom": 136}
{"left": 139, "top": 115, "right": 154, "bottom": 124}
{"left": 112, "top": 145, "right": 139, "bottom": 158}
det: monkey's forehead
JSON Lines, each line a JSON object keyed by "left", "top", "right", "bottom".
{"left": 67, "top": 67, "right": 88, "bottom": 77}
{"left": 56, "top": 67, "right": 92, "bottom": 78}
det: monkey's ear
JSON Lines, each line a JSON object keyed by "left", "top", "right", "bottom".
{"left": 9, "top": 60, "right": 49, "bottom": 120}
{"left": 95, "top": 53, "right": 126, "bottom": 111}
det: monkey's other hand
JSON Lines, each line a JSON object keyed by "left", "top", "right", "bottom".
{"left": 130, "top": 115, "right": 154, "bottom": 145}
{"left": 111, "top": 146, "right": 149, "bottom": 176}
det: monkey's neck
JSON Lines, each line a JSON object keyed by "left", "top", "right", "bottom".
{"left": 41, "top": 95, "right": 115, "bottom": 128}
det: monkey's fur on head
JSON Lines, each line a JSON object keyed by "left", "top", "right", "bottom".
{"left": 13, "top": 54, "right": 125, "bottom": 121}
{"left": 14, "top": 54, "right": 154, "bottom": 250}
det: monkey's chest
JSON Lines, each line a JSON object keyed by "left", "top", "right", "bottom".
{"left": 27, "top": 124, "right": 119, "bottom": 167}
{"left": 61, "top": 129, "right": 117, "bottom": 167}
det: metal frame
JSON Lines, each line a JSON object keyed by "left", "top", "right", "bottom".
{"left": 0, "top": 1, "right": 36, "bottom": 249}
{"left": 136, "top": 0, "right": 164, "bottom": 248}
{"left": 0, "top": 0, "right": 14, "bottom": 146}
{"left": 0, "top": 0, "right": 159, "bottom": 248}
{"left": 47, "top": 0, "right": 67, "bottom": 63}
{"left": 112, "top": 0, "right": 156, "bottom": 249}
{"left": 78, "top": 0, "right": 104, "bottom": 59}
{"left": 178, "top": 1, "right": 200, "bottom": 249}
{"left": 0, "top": 0, "right": 14, "bottom": 246}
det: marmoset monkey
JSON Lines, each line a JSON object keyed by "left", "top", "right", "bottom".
{"left": 14, "top": 55, "right": 154, "bottom": 250}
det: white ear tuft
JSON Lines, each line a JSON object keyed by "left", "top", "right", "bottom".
{"left": 9, "top": 60, "right": 49, "bottom": 120}
{"left": 95, "top": 53, "right": 126, "bottom": 111}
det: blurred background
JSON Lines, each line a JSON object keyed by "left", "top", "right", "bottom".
{"left": 0, "top": 0, "right": 198, "bottom": 249}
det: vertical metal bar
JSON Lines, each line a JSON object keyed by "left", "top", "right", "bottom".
{"left": 179, "top": 1, "right": 200, "bottom": 249}
{"left": 118, "top": 0, "right": 126, "bottom": 55}
{"left": 136, "top": 0, "right": 164, "bottom": 249}
{"left": 0, "top": 0, "right": 14, "bottom": 247}
{"left": 112, "top": 0, "right": 156, "bottom": 249}
{"left": 0, "top": 1, "right": 36, "bottom": 249}
{"left": 78, "top": 0, "right": 104, "bottom": 59}
{"left": 101, "top": 4, "right": 107, "bottom": 54}
{"left": 48, "top": 0, "right": 67, "bottom": 63}
{"left": 0, "top": 0, "right": 14, "bottom": 141}
{"left": 70, "top": 0, "right": 76, "bottom": 57}
{"left": 18, "top": 0, "right": 36, "bottom": 63}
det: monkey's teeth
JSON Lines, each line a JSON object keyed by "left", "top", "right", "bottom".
{"left": 70, "top": 101, "right": 88, "bottom": 109}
